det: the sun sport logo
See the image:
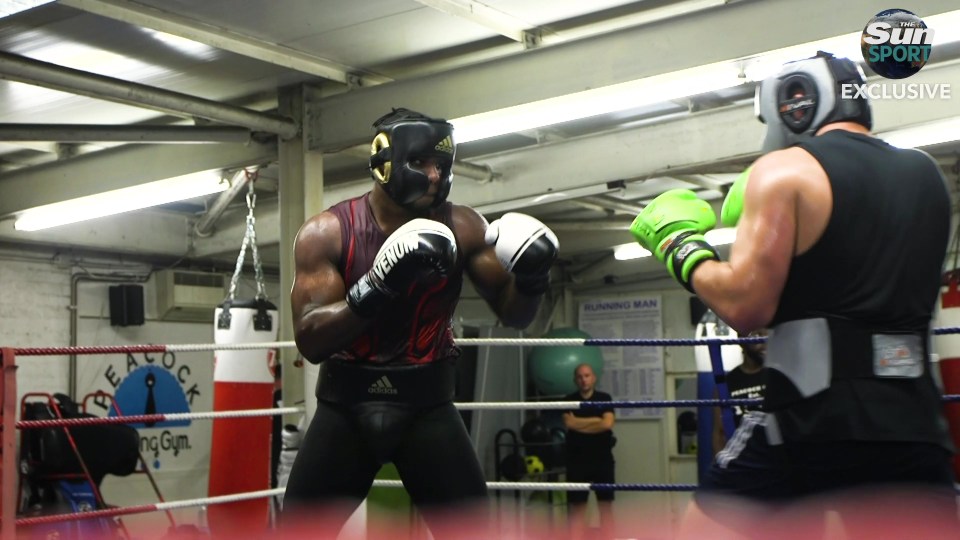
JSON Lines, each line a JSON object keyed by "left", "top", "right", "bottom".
{"left": 845, "top": 8, "right": 950, "bottom": 101}
{"left": 861, "top": 9, "right": 933, "bottom": 79}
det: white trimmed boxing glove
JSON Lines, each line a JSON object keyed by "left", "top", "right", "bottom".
{"left": 346, "top": 218, "right": 457, "bottom": 318}
{"left": 485, "top": 213, "right": 559, "bottom": 296}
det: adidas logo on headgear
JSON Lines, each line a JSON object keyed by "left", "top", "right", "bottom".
{"left": 368, "top": 375, "right": 398, "bottom": 395}
{"left": 435, "top": 135, "right": 454, "bottom": 154}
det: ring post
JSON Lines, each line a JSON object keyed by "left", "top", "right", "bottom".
{"left": 707, "top": 342, "right": 737, "bottom": 439}
{"left": 2, "top": 348, "right": 19, "bottom": 539}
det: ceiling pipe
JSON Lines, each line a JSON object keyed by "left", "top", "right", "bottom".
{"left": 0, "top": 123, "right": 253, "bottom": 143}
{"left": 0, "top": 51, "right": 298, "bottom": 139}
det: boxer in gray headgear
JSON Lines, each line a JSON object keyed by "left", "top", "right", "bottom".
{"left": 369, "top": 108, "right": 455, "bottom": 209}
{"left": 754, "top": 51, "right": 872, "bottom": 152}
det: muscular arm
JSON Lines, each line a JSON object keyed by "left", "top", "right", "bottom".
{"left": 690, "top": 151, "right": 806, "bottom": 333}
{"left": 291, "top": 212, "right": 372, "bottom": 363}
{"left": 454, "top": 206, "right": 541, "bottom": 329}
{"left": 563, "top": 411, "right": 615, "bottom": 434}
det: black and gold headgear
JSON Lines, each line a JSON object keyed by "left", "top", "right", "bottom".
{"left": 369, "top": 108, "right": 455, "bottom": 208}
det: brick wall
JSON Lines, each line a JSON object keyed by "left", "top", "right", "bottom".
{"left": 0, "top": 258, "right": 72, "bottom": 403}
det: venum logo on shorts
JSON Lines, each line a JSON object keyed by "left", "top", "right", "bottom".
{"left": 368, "top": 375, "right": 399, "bottom": 395}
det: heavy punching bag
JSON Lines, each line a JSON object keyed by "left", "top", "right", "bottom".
{"left": 207, "top": 176, "right": 280, "bottom": 535}
{"left": 933, "top": 276, "right": 960, "bottom": 482}
{"left": 207, "top": 299, "right": 278, "bottom": 535}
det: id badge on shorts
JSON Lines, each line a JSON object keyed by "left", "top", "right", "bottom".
{"left": 872, "top": 334, "right": 923, "bottom": 378}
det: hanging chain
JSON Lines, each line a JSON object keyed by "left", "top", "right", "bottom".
{"left": 227, "top": 169, "right": 267, "bottom": 302}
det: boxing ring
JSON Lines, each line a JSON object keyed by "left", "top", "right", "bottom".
{"left": 3, "top": 332, "right": 960, "bottom": 539}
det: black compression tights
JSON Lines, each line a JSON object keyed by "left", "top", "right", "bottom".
{"left": 281, "top": 400, "right": 488, "bottom": 534}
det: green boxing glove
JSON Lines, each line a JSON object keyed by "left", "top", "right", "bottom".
{"left": 720, "top": 167, "right": 751, "bottom": 227}
{"left": 629, "top": 189, "right": 719, "bottom": 293}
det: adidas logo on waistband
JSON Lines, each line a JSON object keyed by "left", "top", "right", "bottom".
{"left": 368, "top": 375, "right": 398, "bottom": 395}
{"left": 435, "top": 136, "right": 454, "bottom": 154}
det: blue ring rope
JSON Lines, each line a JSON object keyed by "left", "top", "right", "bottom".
{"left": 574, "top": 395, "right": 960, "bottom": 409}
{"left": 579, "top": 326, "right": 960, "bottom": 346}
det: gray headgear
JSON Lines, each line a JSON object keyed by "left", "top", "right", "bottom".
{"left": 754, "top": 51, "right": 872, "bottom": 152}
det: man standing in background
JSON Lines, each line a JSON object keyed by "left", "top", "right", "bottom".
{"left": 563, "top": 363, "right": 616, "bottom": 540}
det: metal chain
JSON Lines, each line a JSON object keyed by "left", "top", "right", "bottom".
{"left": 227, "top": 169, "right": 267, "bottom": 301}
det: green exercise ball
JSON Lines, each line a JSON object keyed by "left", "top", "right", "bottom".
{"left": 528, "top": 327, "right": 604, "bottom": 397}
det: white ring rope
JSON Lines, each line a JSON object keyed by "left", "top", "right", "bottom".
{"left": 454, "top": 401, "right": 581, "bottom": 411}
{"left": 372, "top": 480, "right": 589, "bottom": 491}
{"left": 160, "top": 487, "right": 285, "bottom": 511}
{"left": 15, "top": 481, "right": 594, "bottom": 526}
{"left": 16, "top": 406, "right": 305, "bottom": 429}
{"left": 161, "top": 406, "right": 303, "bottom": 421}
{"left": 167, "top": 339, "right": 585, "bottom": 352}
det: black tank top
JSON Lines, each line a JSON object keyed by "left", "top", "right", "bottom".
{"left": 771, "top": 130, "right": 952, "bottom": 446}
{"left": 327, "top": 193, "right": 463, "bottom": 365}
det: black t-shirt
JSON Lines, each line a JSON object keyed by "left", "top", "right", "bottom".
{"left": 564, "top": 391, "right": 614, "bottom": 462}
{"left": 725, "top": 366, "right": 766, "bottom": 427}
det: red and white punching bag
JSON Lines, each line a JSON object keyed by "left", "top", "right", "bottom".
{"left": 933, "top": 276, "right": 960, "bottom": 482}
{"left": 207, "top": 298, "right": 278, "bottom": 536}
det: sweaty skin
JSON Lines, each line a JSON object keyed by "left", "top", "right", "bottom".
{"left": 689, "top": 124, "right": 860, "bottom": 333}
{"left": 291, "top": 158, "right": 544, "bottom": 363}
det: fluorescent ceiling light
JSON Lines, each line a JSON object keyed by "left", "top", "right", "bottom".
{"left": 145, "top": 29, "right": 217, "bottom": 59}
{"left": 614, "top": 227, "right": 737, "bottom": 261}
{"left": 450, "top": 10, "right": 960, "bottom": 144}
{"left": 452, "top": 63, "right": 745, "bottom": 143}
{"left": 878, "top": 116, "right": 960, "bottom": 149}
{"left": 14, "top": 170, "right": 226, "bottom": 231}
{"left": 0, "top": 0, "right": 54, "bottom": 19}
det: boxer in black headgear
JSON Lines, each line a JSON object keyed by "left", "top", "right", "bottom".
{"left": 369, "top": 108, "right": 455, "bottom": 209}
{"left": 283, "top": 108, "right": 560, "bottom": 538}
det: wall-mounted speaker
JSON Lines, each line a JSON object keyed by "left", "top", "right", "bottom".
{"left": 109, "top": 284, "right": 145, "bottom": 327}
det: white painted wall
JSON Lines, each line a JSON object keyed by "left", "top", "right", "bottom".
{"left": 1, "top": 249, "right": 285, "bottom": 535}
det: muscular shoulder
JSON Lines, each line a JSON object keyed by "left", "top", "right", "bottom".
{"left": 751, "top": 147, "right": 827, "bottom": 194}
{"left": 450, "top": 204, "right": 489, "bottom": 256}
{"left": 294, "top": 211, "right": 342, "bottom": 268}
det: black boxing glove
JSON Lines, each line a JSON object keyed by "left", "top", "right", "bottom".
{"left": 485, "top": 213, "right": 559, "bottom": 296}
{"left": 346, "top": 218, "right": 457, "bottom": 318}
